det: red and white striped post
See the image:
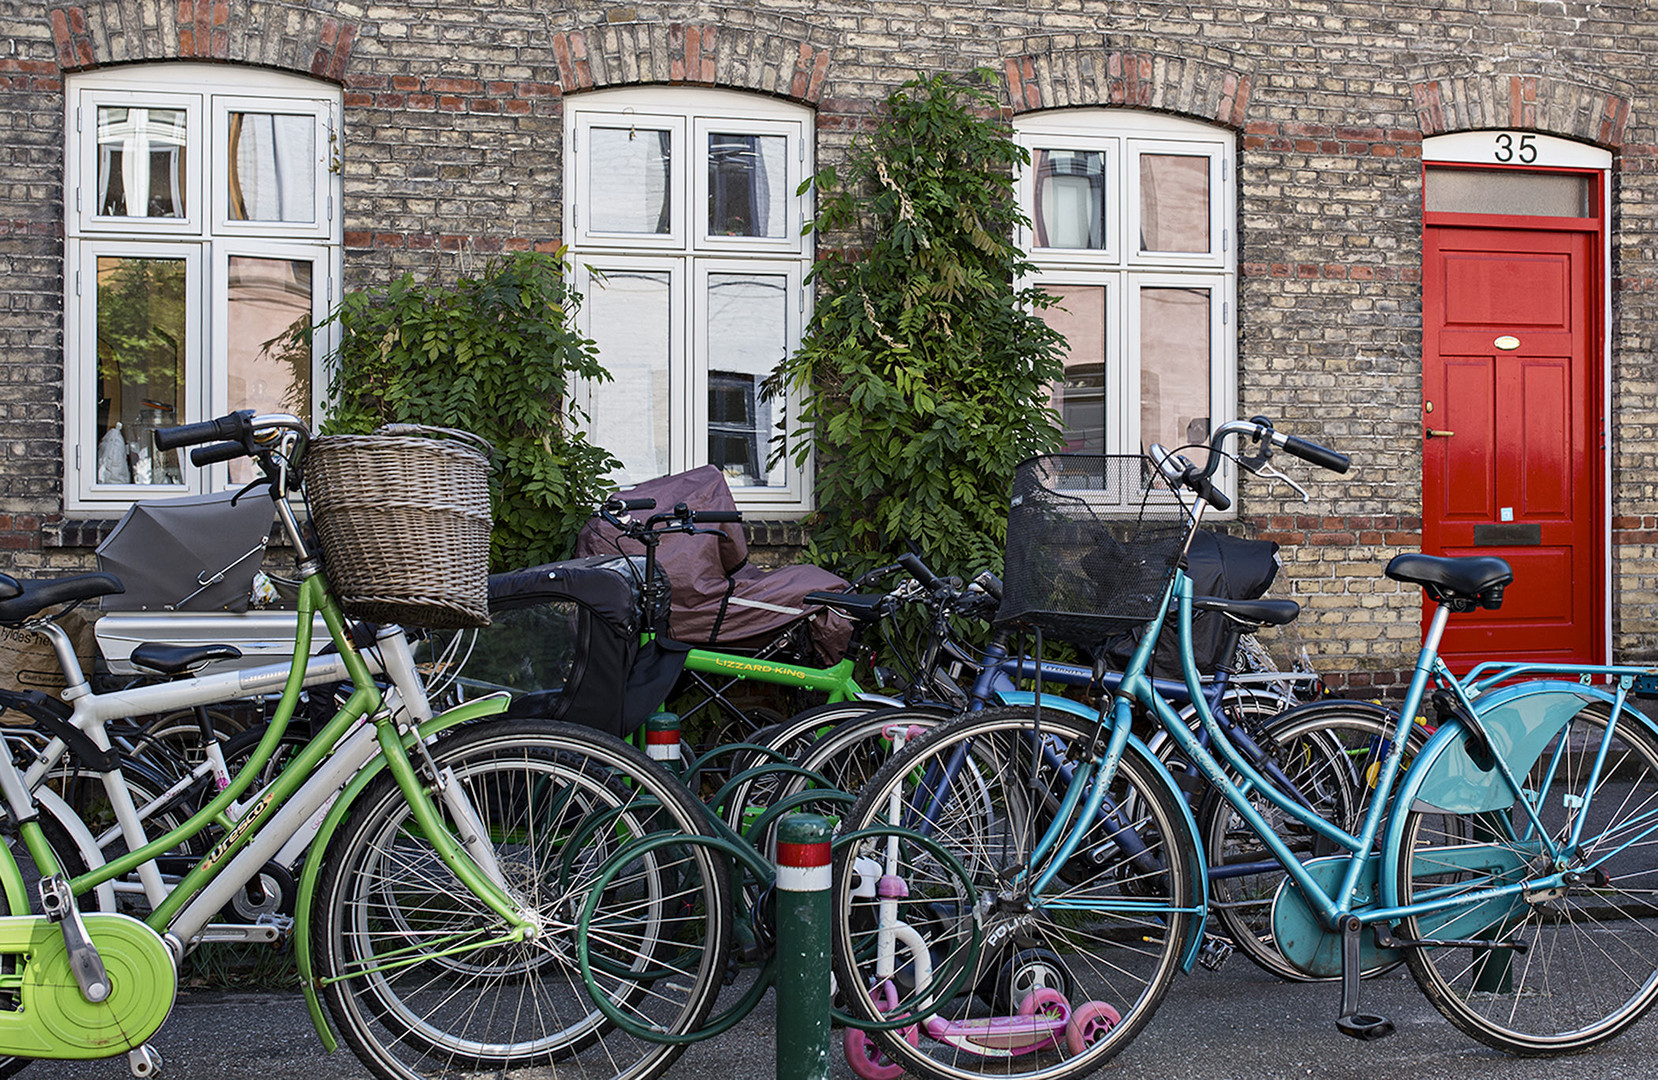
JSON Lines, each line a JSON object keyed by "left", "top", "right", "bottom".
{"left": 643, "top": 711, "right": 682, "bottom": 775}
{"left": 775, "top": 812, "right": 833, "bottom": 1080}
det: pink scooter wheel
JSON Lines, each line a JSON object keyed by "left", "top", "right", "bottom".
{"left": 1065, "top": 1000, "right": 1122, "bottom": 1055}
{"left": 1015, "top": 986, "right": 1072, "bottom": 1023}
{"left": 844, "top": 1025, "right": 920, "bottom": 1080}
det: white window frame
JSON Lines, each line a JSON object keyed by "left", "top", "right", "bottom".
{"left": 71, "top": 240, "right": 205, "bottom": 499}
{"left": 74, "top": 88, "right": 204, "bottom": 236}
{"left": 566, "top": 88, "right": 814, "bottom": 514}
{"left": 1016, "top": 110, "right": 1237, "bottom": 508}
{"left": 572, "top": 257, "right": 690, "bottom": 483}
{"left": 63, "top": 64, "right": 342, "bottom": 513}
{"left": 210, "top": 95, "right": 335, "bottom": 239}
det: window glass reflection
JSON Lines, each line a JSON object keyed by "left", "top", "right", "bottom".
{"left": 588, "top": 127, "right": 672, "bottom": 234}
{"left": 1040, "top": 285, "right": 1108, "bottom": 453}
{"left": 587, "top": 271, "right": 672, "bottom": 483}
{"left": 95, "top": 255, "right": 187, "bottom": 485}
{"left": 97, "top": 106, "right": 188, "bottom": 218}
{"left": 1139, "top": 154, "right": 1210, "bottom": 253}
{"left": 1033, "top": 149, "right": 1108, "bottom": 249}
{"left": 227, "top": 112, "right": 315, "bottom": 222}
{"left": 227, "top": 256, "right": 313, "bottom": 482}
{"left": 706, "top": 273, "right": 787, "bottom": 486}
{"left": 708, "top": 133, "right": 787, "bottom": 239}
{"left": 1140, "top": 286, "right": 1211, "bottom": 463}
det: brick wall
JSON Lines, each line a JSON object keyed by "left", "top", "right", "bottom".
{"left": 5, "top": 0, "right": 1657, "bottom": 688}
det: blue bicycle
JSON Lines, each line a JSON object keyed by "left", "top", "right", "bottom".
{"left": 830, "top": 417, "right": 1658, "bottom": 1080}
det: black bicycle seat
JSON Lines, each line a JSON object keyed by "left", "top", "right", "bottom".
{"left": 1385, "top": 554, "right": 1512, "bottom": 611}
{"left": 0, "top": 573, "right": 124, "bottom": 627}
{"left": 1191, "top": 596, "right": 1300, "bottom": 628}
{"left": 128, "top": 642, "right": 245, "bottom": 676}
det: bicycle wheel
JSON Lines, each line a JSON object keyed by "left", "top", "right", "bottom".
{"left": 832, "top": 706, "right": 1195, "bottom": 1080}
{"left": 717, "top": 700, "right": 891, "bottom": 833}
{"left": 1395, "top": 702, "right": 1658, "bottom": 1054}
{"left": 312, "top": 719, "right": 731, "bottom": 1080}
{"left": 1197, "top": 698, "right": 1422, "bottom": 981}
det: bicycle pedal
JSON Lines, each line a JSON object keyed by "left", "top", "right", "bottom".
{"left": 1336, "top": 1013, "right": 1395, "bottom": 1041}
{"left": 1197, "top": 935, "right": 1233, "bottom": 971}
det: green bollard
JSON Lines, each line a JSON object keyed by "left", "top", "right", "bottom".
{"left": 775, "top": 813, "right": 833, "bottom": 1080}
{"left": 644, "top": 711, "right": 682, "bottom": 775}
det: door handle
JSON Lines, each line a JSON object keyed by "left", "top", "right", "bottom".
{"left": 1425, "top": 429, "right": 1455, "bottom": 439}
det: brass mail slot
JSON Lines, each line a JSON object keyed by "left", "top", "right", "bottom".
{"left": 1473, "top": 523, "right": 1541, "bottom": 546}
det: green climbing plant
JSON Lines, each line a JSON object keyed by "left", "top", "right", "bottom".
{"left": 280, "top": 250, "right": 619, "bottom": 569}
{"left": 768, "top": 69, "right": 1067, "bottom": 577}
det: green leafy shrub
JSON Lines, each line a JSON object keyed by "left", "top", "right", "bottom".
{"left": 767, "top": 70, "right": 1067, "bottom": 578}
{"left": 291, "top": 251, "right": 618, "bottom": 570}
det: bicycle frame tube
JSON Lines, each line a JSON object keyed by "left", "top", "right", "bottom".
{"left": 681, "top": 648, "right": 864, "bottom": 700}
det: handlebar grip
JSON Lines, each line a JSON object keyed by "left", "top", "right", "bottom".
{"left": 152, "top": 411, "right": 252, "bottom": 452}
{"left": 607, "top": 496, "right": 657, "bottom": 512}
{"left": 190, "top": 441, "right": 247, "bottom": 467}
{"left": 897, "top": 551, "right": 941, "bottom": 590}
{"left": 691, "top": 510, "right": 744, "bottom": 524}
{"left": 1195, "top": 477, "right": 1232, "bottom": 512}
{"left": 971, "top": 570, "right": 1003, "bottom": 602}
{"left": 1280, "top": 433, "right": 1351, "bottom": 474}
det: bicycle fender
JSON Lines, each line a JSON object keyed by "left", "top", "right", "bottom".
{"left": 995, "top": 690, "right": 1211, "bottom": 972}
{"left": 1403, "top": 681, "right": 1640, "bottom": 815}
{"left": 1380, "top": 682, "right": 1658, "bottom": 905}
{"left": 293, "top": 694, "right": 510, "bottom": 1053}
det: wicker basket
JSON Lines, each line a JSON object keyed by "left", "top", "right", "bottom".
{"left": 304, "top": 426, "right": 493, "bottom": 630}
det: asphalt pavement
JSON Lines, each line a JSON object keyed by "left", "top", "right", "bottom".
{"left": 34, "top": 958, "right": 1658, "bottom": 1080}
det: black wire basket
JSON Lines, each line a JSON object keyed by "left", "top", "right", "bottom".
{"left": 994, "top": 454, "right": 1188, "bottom": 649}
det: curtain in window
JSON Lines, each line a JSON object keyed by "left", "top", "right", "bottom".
{"left": 1033, "top": 149, "right": 1106, "bottom": 249}
{"left": 227, "top": 112, "right": 315, "bottom": 222}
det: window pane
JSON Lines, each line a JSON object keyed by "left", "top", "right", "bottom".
{"left": 1033, "top": 149, "right": 1107, "bottom": 249}
{"left": 588, "top": 127, "right": 672, "bottom": 234}
{"left": 587, "top": 271, "right": 672, "bottom": 483}
{"left": 708, "top": 133, "right": 787, "bottom": 239}
{"left": 1040, "top": 285, "right": 1108, "bottom": 453}
{"left": 226, "top": 256, "right": 313, "bottom": 483}
{"left": 227, "top": 112, "right": 316, "bottom": 222}
{"left": 706, "top": 273, "right": 787, "bottom": 487}
{"left": 97, "top": 106, "right": 187, "bottom": 218}
{"left": 1140, "top": 286, "right": 1211, "bottom": 463}
{"left": 95, "top": 256, "right": 188, "bottom": 485}
{"left": 1139, "top": 154, "right": 1209, "bottom": 253}
{"left": 1424, "top": 167, "right": 1591, "bottom": 217}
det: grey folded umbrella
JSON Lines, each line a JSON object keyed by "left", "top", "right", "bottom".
{"left": 96, "top": 490, "right": 277, "bottom": 612}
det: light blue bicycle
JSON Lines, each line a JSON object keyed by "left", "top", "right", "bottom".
{"left": 830, "top": 417, "right": 1658, "bottom": 1080}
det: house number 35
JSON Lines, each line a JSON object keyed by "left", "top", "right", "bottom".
{"left": 1494, "top": 133, "right": 1538, "bottom": 164}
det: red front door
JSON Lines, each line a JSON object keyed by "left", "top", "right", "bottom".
{"left": 1422, "top": 224, "right": 1601, "bottom": 667}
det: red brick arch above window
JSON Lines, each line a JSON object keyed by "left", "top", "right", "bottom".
{"left": 1412, "top": 74, "right": 1630, "bottom": 148}
{"left": 551, "top": 23, "right": 831, "bottom": 105}
{"left": 1002, "top": 48, "right": 1253, "bottom": 129}
{"left": 48, "top": 1, "right": 356, "bottom": 81}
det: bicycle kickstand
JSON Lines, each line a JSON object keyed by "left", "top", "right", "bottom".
{"left": 1334, "top": 915, "right": 1394, "bottom": 1041}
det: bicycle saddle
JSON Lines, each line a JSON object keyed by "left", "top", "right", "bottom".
{"left": 1384, "top": 553, "right": 1512, "bottom": 611}
{"left": 0, "top": 572, "right": 123, "bottom": 627}
{"left": 128, "top": 642, "right": 245, "bottom": 676}
{"left": 0, "top": 573, "right": 18, "bottom": 601}
{"left": 1191, "top": 596, "right": 1299, "bottom": 628}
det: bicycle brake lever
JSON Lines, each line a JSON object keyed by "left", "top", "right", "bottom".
{"left": 1241, "top": 456, "right": 1310, "bottom": 502}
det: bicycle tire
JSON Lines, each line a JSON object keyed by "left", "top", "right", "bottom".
{"left": 717, "top": 700, "right": 895, "bottom": 833}
{"left": 1394, "top": 701, "right": 1658, "bottom": 1055}
{"left": 1195, "top": 697, "right": 1423, "bottom": 981}
{"left": 312, "top": 719, "right": 731, "bottom": 1080}
{"left": 832, "top": 705, "right": 1195, "bottom": 1080}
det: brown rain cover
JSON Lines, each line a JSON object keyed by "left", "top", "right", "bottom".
{"left": 575, "top": 466, "right": 852, "bottom": 661}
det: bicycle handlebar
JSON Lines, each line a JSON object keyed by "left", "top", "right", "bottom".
{"left": 190, "top": 440, "right": 249, "bottom": 467}
{"left": 897, "top": 552, "right": 941, "bottom": 591}
{"left": 152, "top": 410, "right": 253, "bottom": 452}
